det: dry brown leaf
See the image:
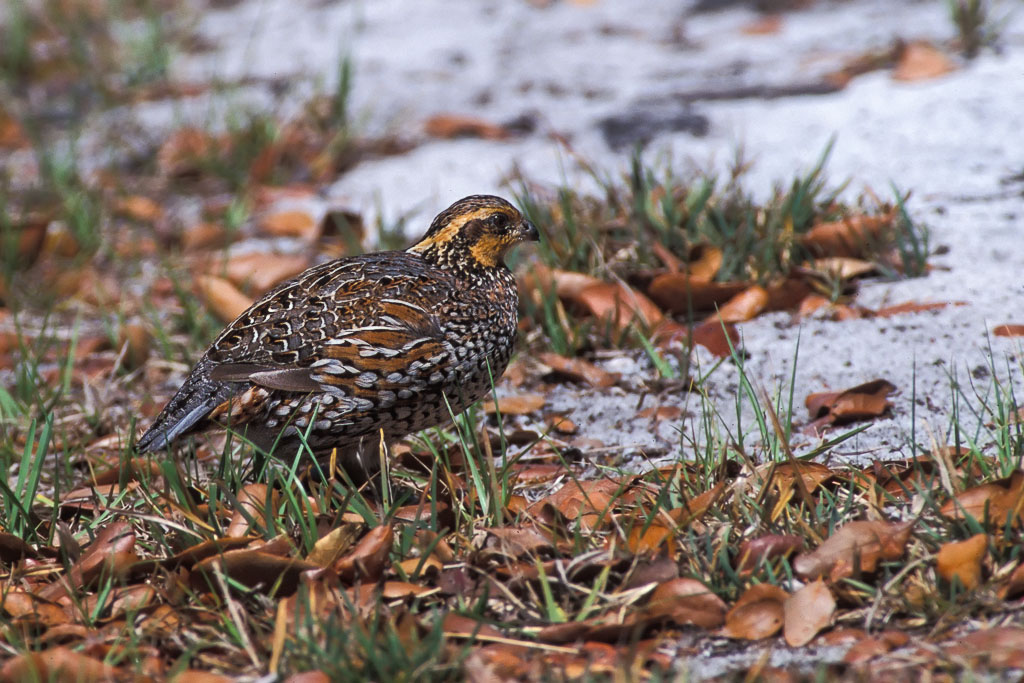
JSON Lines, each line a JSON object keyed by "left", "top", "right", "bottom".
{"left": 424, "top": 114, "right": 510, "bottom": 140}
{"left": 334, "top": 524, "right": 394, "bottom": 583}
{"left": 158, "top": 127, "right": 214, "bottom": 178}
{"left": 0, "top": 591, "right": 69, "bottom": 627}
{"left": 937, "top": 533, "right": 987, "bottom": 590}
{"left": 306, "top": 523, "right": 362, "bottom": 568}
{"left": 793, "top": 520, "right": 913, "bottom": 581}
{"left": 646, "top": 578, "right": 727, "bottom": 629}
{"left": 113, "top": 195, "right": 164, "bottom": 223}
{"left": 379, "top": 581, "right": 435, "bottom": 599}
{"left": 783, "top": 579, "right": 835, "bottom": 646}
{"left": 944, "top": 627, "right": 1024, "bottom": 668}
{"left": 892, "top": 41, "right": 956, "bottom": 82}
{"left": 811, "top": 257, "right": 877, "bottom": 281}
{"left": 669, "top": 480, "right": 727, "bottom": 528}
{"left": 442, "top": 613, "right": 505, "bottom": 640}
{"left": 736, "top": 534, "right": 804, "bottom": 576}
{"left": 482, "top": 393, "right": 546, "bottom": 415}
{"left": 636, "top": 405, "right": 683, "bottom": 421}
{"left": 0, "top": 532, "right": 39, "bottom": 562}
{"left": 224, "top": 252, "right": 311, "bottom": 295}
{"left": 260, "top": 210, "right": 319, "bottom": 240}
{"left": 545, "top": 414, "right": 578, "bottom": 434}
{"left": 760, "top": 461, "right": 835, "bottom": 496}
{"left": 741, "top": 15, "right": 782, "bottom": 35}
{"left": 538, "top": 352, "right": 619, "bottom": 388}
{"left": 181, "top": 221, "right": 228, "bottom": 251}
{"left": 0, "top": 105, "right": 28, "bottom": 148}
{"left": 626, "top": 523, "right": 676, "bottom": 555}
{"left": 798, "top": 294, "right": 832, "bottom": 317}
{"left": 691, "top": 319, "right": 740, "bottom": 358}
{"left": 1, "top": 647, "right": 120, "bottom": 682}
{"left": 842, "top": 635, "right": 898, "bottom": 664}
{"left": 801, "top": 213, "right": 893, "bottom": 258}
{"left": 225, "top": 483, "right": 279, "bottom": 537}
{"left": 721, "top": 583, "right": 787, "bottom": 640}
{"left": 712, "top": 285, "right": 769, "bottom": 323}
{"left": 872, "top": 301, "right": 954, "bottom": 318}
{"left": 997, "top": 562, "right": 1024, "bottom": 600}
{"left": 534, "top": 267, "right": 687, "bottom": 344}
{"left": 940, "top": 470, "right": 1024, "bottom": 526}
{"left": 647, "top": 273, "right": 748, "bottom": 314}
{"left": 117, "top": 322, "right": 151, "bottom": 370}
{"left": 40, "top": 522, "right": 136, "bottom": 601}
{"left": 575, "top": 281, "right": 664, "bottom": 330}
{"left": 197, "top": 275, "right": 253, "bottom": 323}
{"left": 529, "top": 477, "right": 635, "bottom": 530}
{"left": 397, "top": 553, "right": 443, "bottom": 579}
{"left": 282, "top": 672, "right": 331, "bottom": 683}
{"left": 765, "top": 276, "right": 813, "bottom": 312}
{"left": 687, "top": 245, "right": 723, "bottom": 282}
{"left": 993, "top": 324, "right": 1024, "bottom": 337}
{"left": 191, "top": 549, "right": 320, "bottom": 596}
{"left": 482, "top": 526, "right": 553, "bottom": 559}
{"left": 161, "top": 537, "right": 254, "bottom": 570}
{"left": 805, "top": 379, "right": 896, "bottom": 428}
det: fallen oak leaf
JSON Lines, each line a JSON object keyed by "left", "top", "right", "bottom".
{"left": 800, "top": 213, "right": 894, "bottom": 258}
{"left": 1, "top": 647, "right": 120, "bottom": 682}
{"left": 225, "top": 483, "right": 279, "bottom": 537}
{"left": 872, "top": 301, "right": 958, "bottom": 318}
{"left": 191, "top": 549, "right": 321, "bottom": 596}
{"left": 936, "top": 533, "right": 987, "bottom": 590}
{"left": 793, "top": 519, "right": 913, "bottom": 581}
{"left": 939, "top": 470, "right": 1024, "bottom": 527}
{"left": 259, "top": 209, "right": 319, "bottom": 239}
{"left": 482, "top": 393, "right": 546, "bottom": 415}
{"left": 805, "top": 379, "right": 896, "bottom": 428}
{"left": 645, "top": 577, "right": 727, "bottom": 629}
{"left": 112, "top": 195, "right": 164, "bottom": 223}
{"left": 424, "top": 114, "right": 510, "bottom": 140}
{"left": 197, "top": 275, "right": 253, "bottom": 323}
{"left": 736, "top": 534, "right": 804, "bottom": 576}
{"left": 783, "top": 579, "right": 835, "bottom": 646}
{"left": 538, "top": 352, "right": 619, "bottom": 388}
{"left": 0, "top": 591, "right": 70, "bottom": 627}
{"left": 333, "top": 524, "right": 394, "bottom": 583}
{"left": 720, "top": 583, "right": 788, "bottom": 640}
{"left": 39, "top": 521, "right": 136, "bottom": 601}
{"left": 691, "top": 319, "right": 740, "bottom": 358}
{"left": 647, "top": 273, "right": 748, "bottom": 314}
{"left": 306, "top": 523, "right": 363, "bottom": 568}
{"left": 892, "top": 40, "right": 956, "bottom": 82}
{"left": 709, "top": 285, "right": 769, "bottom": 323}
{"left": 944, "top": 627, "right": 1024, "bottom": 669}
{"left": 224, "top": 252, "right": 311, "bottom": 295}
{"left": 993, "top": 324, "right": 1024, "bottom": 337}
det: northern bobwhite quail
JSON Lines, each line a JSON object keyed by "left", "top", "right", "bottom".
{"left": 136, "top": 195, "right": 539, "bottom": 477}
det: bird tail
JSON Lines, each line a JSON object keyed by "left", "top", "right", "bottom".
{"left": 136, "top": 364, "right": 236, "bottom": 453}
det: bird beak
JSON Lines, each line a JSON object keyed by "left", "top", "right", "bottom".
{"left": 519, "top": 220, "right": 540, "bottom": 242}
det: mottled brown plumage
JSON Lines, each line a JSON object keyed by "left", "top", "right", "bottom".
{"left": 136, "top": 195, "right": 538, "bottom": 476}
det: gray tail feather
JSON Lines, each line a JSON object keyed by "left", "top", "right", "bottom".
{"left": 136, "top": 369, "right": 236, "bottom": 453}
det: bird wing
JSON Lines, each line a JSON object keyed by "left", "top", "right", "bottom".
{"left": 137, "top": 256, "right": 456, "bottom": 453}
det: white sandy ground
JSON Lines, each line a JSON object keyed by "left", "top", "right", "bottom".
{"left": 154, "top": 0, "right": 1024, "bottom": 472}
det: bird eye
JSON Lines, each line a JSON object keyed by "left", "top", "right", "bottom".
{"left": 490, "top": 213, "right": 510, "bottom": 229}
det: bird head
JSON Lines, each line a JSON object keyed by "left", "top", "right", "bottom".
{"left": 408, "top": 195, "right": 540, "bottom": 270}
